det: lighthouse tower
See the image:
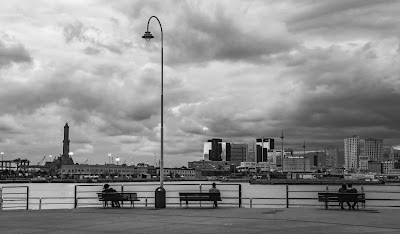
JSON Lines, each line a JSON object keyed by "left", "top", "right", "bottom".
{"left": 63, "top": 123, "right": 70, "bottom": 157}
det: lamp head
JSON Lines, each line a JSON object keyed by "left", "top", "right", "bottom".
{"left": 142, "top": 31, "right": 154, "bottom": 42}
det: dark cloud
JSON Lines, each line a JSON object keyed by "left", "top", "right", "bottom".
{"left": 287, "top": 0, "right": 400, "bottom": 38}
{"left": 0, "top": 35, "right": 32, "bottom": 68}
{"left": 62, "top": 21, "right": 125, "bottom": 55}
{"left": 163, "top": 2, "right": 297, "bottom": 65}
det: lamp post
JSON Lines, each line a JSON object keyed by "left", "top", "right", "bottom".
{"left": 108, "top": 153, "right": 111, "bottom": 165}
{"left": 116, "top": 157, "right": 120, "bottom": 166}
{"left": 303, "top": 140, "right": 306, "bottom": 173}
{"left": 1, "top": 152, "right": 4, "bottom": 171}
{"left": 143, "top": 16, "right": 166, "bottom": 208}
{"left": 280, "top": 131, "right": 284, "bottom": 172}
{"left": 49, "top": 155, "right": 52, "bottom": 162}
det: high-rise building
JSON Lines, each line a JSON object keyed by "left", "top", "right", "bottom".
{"left": 255, "top": 138, "right": 274, "bottom": 163}
{"left": 364, "top": 138, "right": 383, "bottom": 162}
{"left": 203, "top": 139, "right": 231, "bottom": 161}
{"left": 325, "top": 146, "right": 339, "bottom": 168}
{"left": 344, "top": 135, "right": 360, "bottom": 171}
{"left": 230, "top": 144, "right": 248, "bottom": 165}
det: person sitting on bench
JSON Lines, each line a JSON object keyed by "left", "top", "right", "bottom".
{"left": 209, "top": 182, "right": 220, "bottom": 207}
{"left": 347, "top": 184, "right": 358, "bottom": 210}
{"left": 103, "top": 184, "right": 120, "bottom": 207}
{"left": 338, "top": 184, "right": 348, "bottom": 209}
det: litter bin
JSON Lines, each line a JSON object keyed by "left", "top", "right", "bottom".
{"left": 155, "top": 187, "right": 166, "bottom": 208}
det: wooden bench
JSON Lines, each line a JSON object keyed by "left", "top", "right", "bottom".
{"left": 318, "top": 192, "right": 365, "bottom": 210}
{"left": 179, "top": 192, "right": 221, "bottom": 208}
{"left": 97, "top": 192, "right": 140, "bottom": 208}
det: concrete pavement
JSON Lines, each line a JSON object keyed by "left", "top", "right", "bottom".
{"left": 0, "top": 207, "right": 399, "bottom": 233}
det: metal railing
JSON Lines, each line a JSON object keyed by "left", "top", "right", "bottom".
{"left": 1, "top": 186, "right": 29, "bottom": 210}
{"left": 1, "top": 183, "right": 399, "bottom": 210}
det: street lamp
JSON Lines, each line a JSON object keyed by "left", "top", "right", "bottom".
{"left": 303, "top": 140, "right": 306, "bottom": 173}
{"left": 108, "top": 153, "right": 111, "bottom": 165}
{"left": 49, "top": 155, "right": 52, "bottom": 162}
{"left": 143, "top": 16, "right": 165, "bottom": 208}
{"left": 1, "top": 152, "right": 4, "bottom": 171}
{"left": 116, "top": 157, "right": 120, "bottom": 166}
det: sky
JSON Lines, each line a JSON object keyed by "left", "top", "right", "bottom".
{"left": 1, "top": 0, "right": 400, "bottom": 167}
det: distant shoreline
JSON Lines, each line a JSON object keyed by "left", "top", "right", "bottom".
{"left": 1, "top": 178, "right": 399, "bottom": 185}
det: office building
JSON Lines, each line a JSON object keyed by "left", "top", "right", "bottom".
{"left": 325, "top": 146, "right": 339, "bottom": 168}
{"left": 364, "top": 138, "right": 383, "bottom": 162}
{"left": 230, "top": 143, "right": 248, "bottom": 165}
{"left": 344, "top": 135, "right": 360, "bottom": 171}
{"left": 203, "top": 139, "right": 231, "bottom": 161}
{"left": 255, "top": 138, "right": 274, "bottom": 163}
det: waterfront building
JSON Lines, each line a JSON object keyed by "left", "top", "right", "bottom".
{"left": 60, "top": 164, "right": 152, "bottom": 178}
{"left": 230, "top": 143, "right": 248, "bottom": 165}
{"left": 255, "top": 138, "right": 274, "bottom": 163}
{"left": 160, "top": 167, "right": 196, "bottom": 179}
{"left": 283, "top": 156, "right": 311, "bottom": 172}
{"left": 203, "top": 139, "right": 231, "bottom": 161}
{"left": 325, "top": 146, "right": 339, "bottom": 168}
{"left": 247, "top": 149, "right": 255, "bottom": 162}
{"left": 382, "top": 161, "right": 394, "bottom": 174}
{"left": 188, "top": 160, "right": 231, "bottom": 171}
{"left": 364, "top": 138, "right": 383, "bottom": 162}
{"left": 344, "top": 135, "right": 360, "bottom": 171}
{"left": 236, "top": 162, "right": 270, "bottom": 174}
{"left": 359, "top": 156, "right": 369, "bottom": 172}
{"left": 368, "top": 161, "right": 382, "bottom": 174}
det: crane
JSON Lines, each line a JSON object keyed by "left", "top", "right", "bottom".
{"left": 37, "top": 156, "right": 46, "bottom": 165}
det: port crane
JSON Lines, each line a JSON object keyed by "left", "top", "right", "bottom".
{"left": 37, "top": 156, "right": 46, "bottom": 165}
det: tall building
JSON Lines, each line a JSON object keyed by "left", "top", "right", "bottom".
{"left": 364, "top": 138, "right": 383, "bottom": 162}
{"left": 325, "top": 146, "right": 339, "bottom": 168}
{"left": 230, "top": 144, "right": 248, "bottom": 165}
{"left": 255, "top": 138, "right": 274, "bottom": 163}
{"left": 203, "top": 139, "right": 231, "bottom": 161}
{"left": 344, "top": 135, "right": 360, "bottom": 171}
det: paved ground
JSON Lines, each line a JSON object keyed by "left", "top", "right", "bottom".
{"left": 0, "top": 206, "right": 399, "bottom": 233}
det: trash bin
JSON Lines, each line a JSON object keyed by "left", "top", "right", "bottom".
{"left": 155, "top": 187, "right": 166, "bottom": 208}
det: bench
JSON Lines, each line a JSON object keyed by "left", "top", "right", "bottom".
{"left": 318, "top": 192, "right": 365, "bottom": 210}
{"left": 179, "top": 192, "right": 221, "bottom": 208}
{"left": 97, "top": 192, "right": 140, "bottom": 208}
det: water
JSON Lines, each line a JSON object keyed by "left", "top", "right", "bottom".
{"left": 1, "top": 181, "right": 399, "bottom": 210}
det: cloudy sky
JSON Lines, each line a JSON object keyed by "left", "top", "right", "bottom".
{"left": 1, "top": 0, "right": 400, "bottom": 167}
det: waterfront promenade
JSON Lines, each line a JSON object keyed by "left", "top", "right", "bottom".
{"left": 0, "top": 207, "right": 399, "bottom": 233}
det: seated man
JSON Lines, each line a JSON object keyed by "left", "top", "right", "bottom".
{"left": 347, "top": 184, "right": 358, "bottom": 210}
{"left": 338, "top": 184, "right": 347, "bottom": 209}
{"left": 209, "top": 182, "right": 220, "bottom": 208}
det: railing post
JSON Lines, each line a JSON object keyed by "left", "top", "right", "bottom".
{"left": 250, "top": 198, "right": 252, "bottom": 208}
{"left": 26, "top": 186, "right": 29, "bottom": 210}
{"left": 145, "top": 197, "right": 148, "bottom": 207}
{"left": 239, "top": 184, "right": 242, "bottom": 208}
{"left": 74, "top": 185, "right": 77, "bottom": 209}
{"left": 199, "top": 184, "right": 202, "bottom": 207}
{"left": 121, "top": 184, "right": 124, "bottom": 207}
{"left": 39, "top": 198, "right": 42, "bottom": 210}
{"left": 326, "top": 185, "right": 329, "bottom": 192}
{"left": 286, "top": 184, "right": 289, "bottom": 208}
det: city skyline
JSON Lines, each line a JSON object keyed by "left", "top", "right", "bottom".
{"left": 1, "top": 1, "right": 400, "bottom": 167}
